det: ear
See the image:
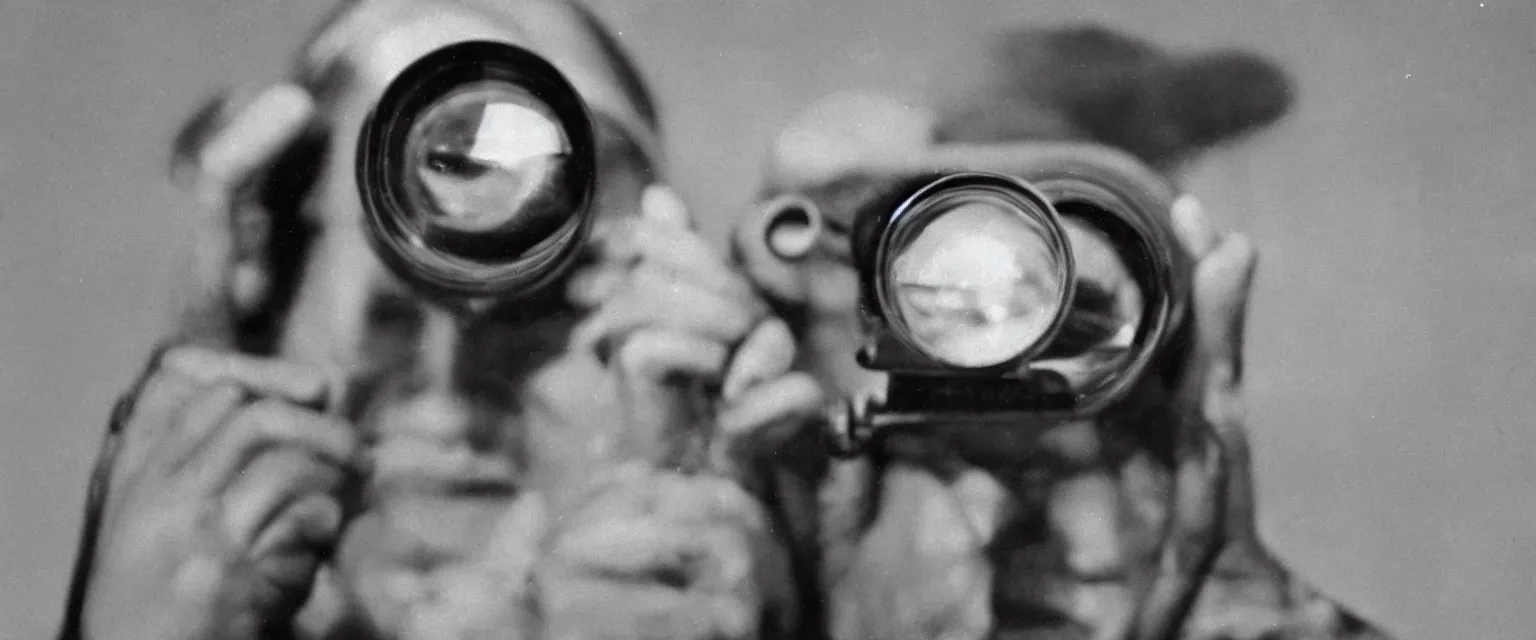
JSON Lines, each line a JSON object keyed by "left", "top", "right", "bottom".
{"left": 165, "top": 86, "right": 323, "bottom": 353}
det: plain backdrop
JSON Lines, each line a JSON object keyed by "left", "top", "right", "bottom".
{"left": 2, "top": 0, "right": 1533, "bottom": 638}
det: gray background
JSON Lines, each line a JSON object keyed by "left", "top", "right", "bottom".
{"left": 2, "top": 0, "right": 1532, "bottom": 638}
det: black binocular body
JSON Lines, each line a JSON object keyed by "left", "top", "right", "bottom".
{"left": 756, "top": 147, "right": 1195, "bottom": 456}
{"left": 353, "top": 39, "right": 1196, "bottom": 458}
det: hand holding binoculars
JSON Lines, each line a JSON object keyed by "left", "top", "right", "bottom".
{"left": 751, "top": 145, "right": 1196, "bottom": 456}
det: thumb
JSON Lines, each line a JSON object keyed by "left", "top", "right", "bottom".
{"left": 1192, "top": 234, "right": 1259, "bottom": 539}
{"left": 1133, "top": 234, "right": 1259, "bottom": 639}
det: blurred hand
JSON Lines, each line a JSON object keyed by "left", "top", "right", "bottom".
{"left": 539, "top": 186, "right": 820, "bottom": 640}
{"left": 83, "top": 347, "right": 361, "bottom": 640}
{"left": 537, "top": 463, "right": 793, "bottom": 640}
{"left": 76, "top": 84, "right": 362, "bottom": 640}
{"left": 569, "top": 185, "right": 825, "bottom": 469}
{"left": 1135, "top": 197, "right": 1396, "bottom": 640}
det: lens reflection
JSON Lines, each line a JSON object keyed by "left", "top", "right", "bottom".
{"left": 406, "top": 81, "right": 571, "bottom": 233}
{"left": 890, "top": 199, "right": 1068, "bottom": 367}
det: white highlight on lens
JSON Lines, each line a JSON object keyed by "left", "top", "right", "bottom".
{"left": 890, "top": 200, "right": 1066, "bottom": 367}
{"left": 406, "top": 82, "right": 572, "bottom": 231}
{"left": 468, "top": 102, "right": 566, "bottom": 167}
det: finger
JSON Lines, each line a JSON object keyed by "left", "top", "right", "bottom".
{"left": 948, "top": 469, "right": 1013, "bottom": 548}
{"left": 614, "top": 329, "right": 732, "bottom": 385}
{"left": 480, "top": 492, "right": 550, "bottom": 572}
{"left": 677, "top": 524, "right": 757, "bottom": 595}
{"left": 1132, "top": 426, "right": 1227, "bottom": 640}
{"left": 1171, "top": 194, "right": 1219, "bottom": 260}
{"left": 641, "top": 184, "right": 695, "bottom": 230}
{"left": 611, "top": 329, "right": 730, "bottom": 462}
{"left": 715, "top": 373, "right": 825, "bottom": 444}
{"left": 193, "top": 84, "right": 315, "bottom": 204}
{"left": 111, "top": 368, "right": 202, "bottom": 478}
{"left": 222, "top": 449, "right": 346, "bottom": 546}
{"left": 249, "top": 492, "right": 345, "bottom": 559}
{"left": 566, "top": 261, "right": 631, "bottom": 308}
{"left": 1194, "top": 234, "right": 1259, "bottom": 397}
{"left": 188, "top": 399, "right": 360, "bottom": 490}
{"left": 572, "top": 268, "right": 763, "bottom": 353}
{"left": 169, "top": 84, "right": 263, "bottom": 188}
{"left": 628, "top": 219, "right": 756, "bottom": 300}
{"left": 817, "top": 456, "right": 879, "bottom": 585}
{"left": 161, "top": 347, "right": 332, "bottom": 409}
{"left": 555, "top": 504, "right": 760, "bottom": 594}
{"left": 548, "top": 516, "right": 697, "bottom": 577}
{"left": 1046, "top": 471, "right": 1129, "bottom": 581}
{"left": 721, "top": 318, "right": 797, "bottom": 402}
{"left": 540, "top": 577, "right": 750, "bottom": 640}
{"left": 152, "top": 381, "right": 248, "bottom": 471}
{"left": 647, "top": 472, "right": 770, "bottom": 534}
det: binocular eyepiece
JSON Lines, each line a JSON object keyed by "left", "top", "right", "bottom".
{"left": 357, "top": 40, "right": 599, "bottom": 304}
{"left": 759, "top": 151, "right": 1193, "bottom": 456}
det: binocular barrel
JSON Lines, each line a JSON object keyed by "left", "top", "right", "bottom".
{"left": 357, "top": 40, "right": 600, "bottom": 304}
{"left": 753, "top": 160, "right": 1193, "bottom": 457}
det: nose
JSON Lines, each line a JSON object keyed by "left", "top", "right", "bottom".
{"left": 370, "top": 311, "right": 511, "bottom": 451}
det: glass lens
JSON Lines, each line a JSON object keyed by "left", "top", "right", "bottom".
{"left": 405, "top": 81, "right": 572, "bottom": 233}
{"left": 889, "top": 197, "right": 1069, "bottom": 367}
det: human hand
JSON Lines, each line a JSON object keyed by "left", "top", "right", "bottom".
{"left": 81, "top": 347, "right": 361, "bottom": 640}
{"left": 534, "top": 463, "right": 795, "bottom": 640}
{"left": 1136, "top": 197, "right": 1396, "bottom": 640}
{"left": 70, "top": 83, "right": 358, "bottom": 640}
{"left": 530, "top": 186, "right": 822, "bottom": 640}
{"left": 568, "top": 185, "right": 824, "bottom": 473}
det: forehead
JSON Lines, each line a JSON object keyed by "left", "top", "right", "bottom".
{"left": 303, "top": 0, "right": 657, "bottom": 163}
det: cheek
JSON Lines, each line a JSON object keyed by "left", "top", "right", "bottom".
{"left": 278, "top": 231, "right": 380, "bottom": 370}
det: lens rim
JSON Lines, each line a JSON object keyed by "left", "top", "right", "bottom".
{"left": 357, "top": 40, "right": 598, "bottom": 300}
{"left": 1023, "top": 173, "right": 1187, "bottom": 415}
{"left": 873, "top": 172, "right": 1078, "bottom": 372}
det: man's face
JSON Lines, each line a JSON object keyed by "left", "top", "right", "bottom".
{"left": 757, "top": 165, "right": 1183, "bottom": 637}
{"left": 269, "top": 0, "right": 655, "bottom": 633}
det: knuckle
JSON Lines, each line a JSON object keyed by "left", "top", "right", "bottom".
{"left": 231, "top": 398, "right": 295, "bottom": 438}
{"left": 616, "top": 335, "right": 660, "bottom": 378}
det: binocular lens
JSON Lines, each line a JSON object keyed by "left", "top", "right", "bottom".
{"left": 883, "top": 183, "right": 1073, "bottom": 368}
{"left": 358, "top": 41, "right": 598, "bottom": 300}
{"left": 406, "top": 81, "right": 573, "bottom": 234}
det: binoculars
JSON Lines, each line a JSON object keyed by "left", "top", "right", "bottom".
{"left": 357, "top": 40, "right": 600, "bottom": 306}
{"left": 354, "top": 39, "right": 1196, "bottom": 459}
{"left": 755, "top": 147, "right": 1195, "bottom": 456}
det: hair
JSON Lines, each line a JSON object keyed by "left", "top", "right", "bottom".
{"left": 289, "top": 0, "right": 658, "bottom": 131}
{"left": 934, "top": 24, "right": 1296, "bottom": 171}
